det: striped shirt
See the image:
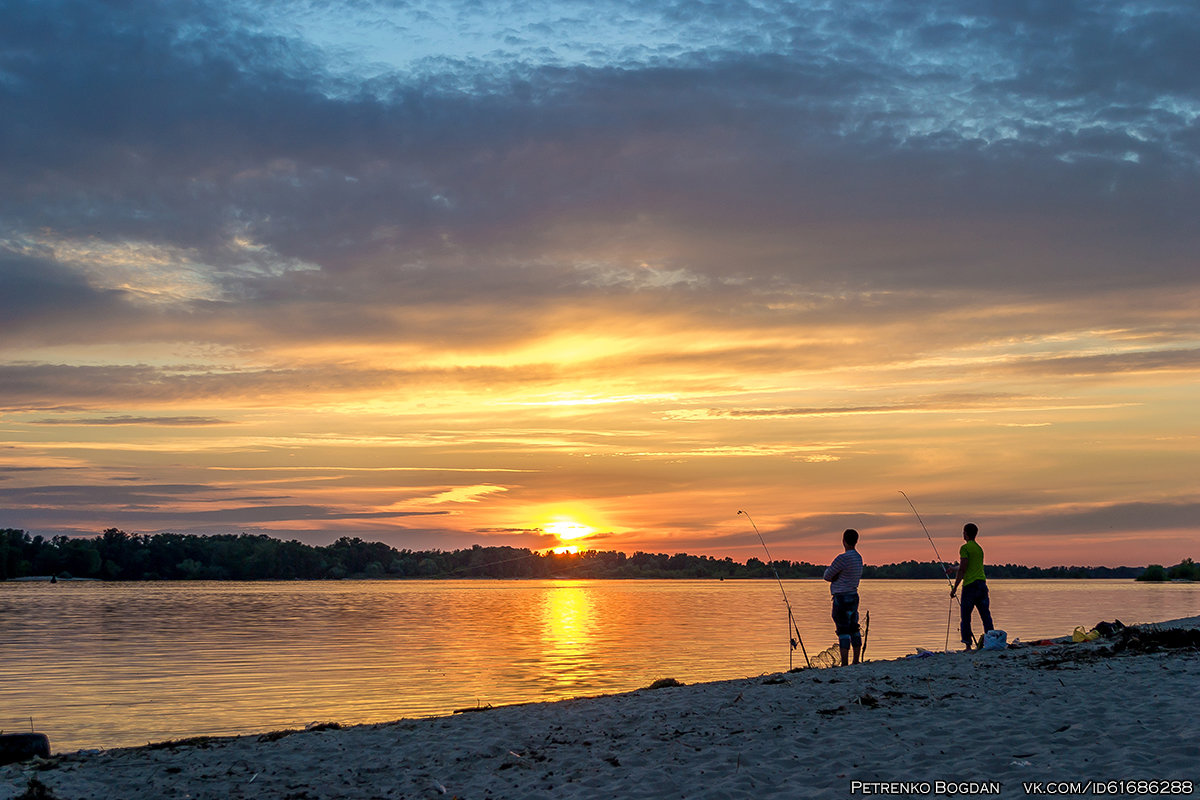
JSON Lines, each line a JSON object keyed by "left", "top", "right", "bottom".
{"left": 824, "top": 549, "right": 863, "bottom": 595}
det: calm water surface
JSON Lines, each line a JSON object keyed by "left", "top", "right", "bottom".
{"left": 1, "top": 579, "right": 1196, "bottom": 751}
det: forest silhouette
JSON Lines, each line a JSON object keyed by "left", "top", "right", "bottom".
{"left": 2, "top": 528, "right": 1180, "bottom": 582}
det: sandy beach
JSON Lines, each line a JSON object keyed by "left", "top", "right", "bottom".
{"left": 2, "top": 617, "right": 1196, "bottom": 800}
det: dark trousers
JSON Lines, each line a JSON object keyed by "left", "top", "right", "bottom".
{"left": 832, "top": 592, "right": 862, "bottom": 649}
{"left": 960, "top": 580, "right": 994, "bottom": 645}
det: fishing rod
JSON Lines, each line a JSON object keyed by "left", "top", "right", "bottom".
{"left": 737, "top": 510, "right": 811, "bottom": 669}
{"left": 898, "top": 491, "right": 975, "bottom": 650}
{"left": 899, "top": 491, "right": 954, "bottom": 588}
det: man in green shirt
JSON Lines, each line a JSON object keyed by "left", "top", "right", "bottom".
{"left": 950, "top": 522, "right": 994, "bottom": 650}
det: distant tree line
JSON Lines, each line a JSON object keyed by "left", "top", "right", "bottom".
{"left": 1135, "top": 558, "right": 1200, "bottom": 582}
{"left": 0, "top": 528, "right": 1170, "bottom": 582}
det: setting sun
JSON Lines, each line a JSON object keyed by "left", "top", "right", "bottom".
{"left": 544, "top": 520, "right": 595, "bottom": 541}
{"left": 544, "top": 519, "right": 596, "bottom": 554}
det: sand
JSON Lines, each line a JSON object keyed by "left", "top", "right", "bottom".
{"left": 2, "top": 617, "right": 1197, "bottom": 800}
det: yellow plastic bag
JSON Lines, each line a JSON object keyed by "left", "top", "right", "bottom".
{"left": 1072, "top": 626, "right": 1101, "bottom": 642}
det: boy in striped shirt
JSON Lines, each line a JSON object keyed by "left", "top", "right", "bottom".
{"left": 824, "top": 528, "right": 864, "bottom": 666}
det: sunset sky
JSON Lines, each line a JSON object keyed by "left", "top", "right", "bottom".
{"left": 2, "top": 0, "right": 1197, "bottom": 567}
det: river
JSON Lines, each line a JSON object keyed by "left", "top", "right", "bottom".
{"left": 1, "top": 578, "right": 1196, "bottom": 751}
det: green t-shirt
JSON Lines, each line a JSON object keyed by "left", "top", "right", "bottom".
{"left": 960, "top": 539, "right": 986, "bottom": 586}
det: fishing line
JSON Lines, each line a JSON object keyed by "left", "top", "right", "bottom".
{"left": 737, "top": 510, "right": 811, "bottom": 669}
{"left": 945, "top": 597, "right": 954, "bottom": 653}
{"left": 899, "top": 490, "right": 953, "bottom": 585}
{"left": 899, "top": 490, "right": 969, "bottom": 651}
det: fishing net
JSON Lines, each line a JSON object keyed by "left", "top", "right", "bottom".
{"left": 808, "top": 644, "right": 842, "bottom": 669}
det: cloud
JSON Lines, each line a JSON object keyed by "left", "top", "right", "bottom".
{"left": 29, "top": 415, "right": 232, "bottom": 426}
{"left": 410, "top": 484, "right": 511, "bottom": 505}
{"left": 0, "top": 481, "right": 451, "bottom": 527}
{"left": 0, "top": 483, "right": 224, "bottom": 507}
{"left": 1000, "top": 347, "right": 1200, "bottom": 377}
{"left": 626, "top": 498, "right": 1200, "bottom": 563}
{"left": 3, "top": 0, "right": 1198, "bottom": 317}
{"left": 0, "top": 248, "right": 122, "bottom": 325}
{"left": 0, "top": 466, "right": 82, "bottom": 473}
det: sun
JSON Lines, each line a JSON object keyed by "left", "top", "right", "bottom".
{"left": 544, "top": 518, "right": 595, "bottom": 554}
{"left": 544, "top": 520, "right": 595, "bottom": 541}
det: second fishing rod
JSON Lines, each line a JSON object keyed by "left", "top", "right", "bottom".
{"left": 899, "top": 490, "right": 977, "bottom": 651}
{"left": 737, "top": 510, "right": 811, "bottom": 669}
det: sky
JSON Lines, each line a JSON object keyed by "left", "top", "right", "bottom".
{"left": 2, "top": 0, "right": 1198, "bottom": 568}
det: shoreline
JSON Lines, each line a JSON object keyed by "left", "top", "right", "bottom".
{"left": 3, "top": 616, "right": 1197, "bottom": 799}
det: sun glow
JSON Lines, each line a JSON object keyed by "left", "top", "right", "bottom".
{"left": 545, "top": 520, "right": 595, "bottom": 541}
{"left": 544, "top": 518, "right": 596, "bottom": 554}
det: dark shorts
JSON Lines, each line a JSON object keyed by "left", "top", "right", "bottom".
{"left": 831, "top": 592, "right": 860, "bottom": 636}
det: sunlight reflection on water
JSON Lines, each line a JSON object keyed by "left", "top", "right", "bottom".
{"left": 0, "top": 579, "right": 1195, "bottom": 751}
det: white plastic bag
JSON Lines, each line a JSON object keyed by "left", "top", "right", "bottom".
{"left": 981, "top": 629, "right": 1008, "bottom": 651}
